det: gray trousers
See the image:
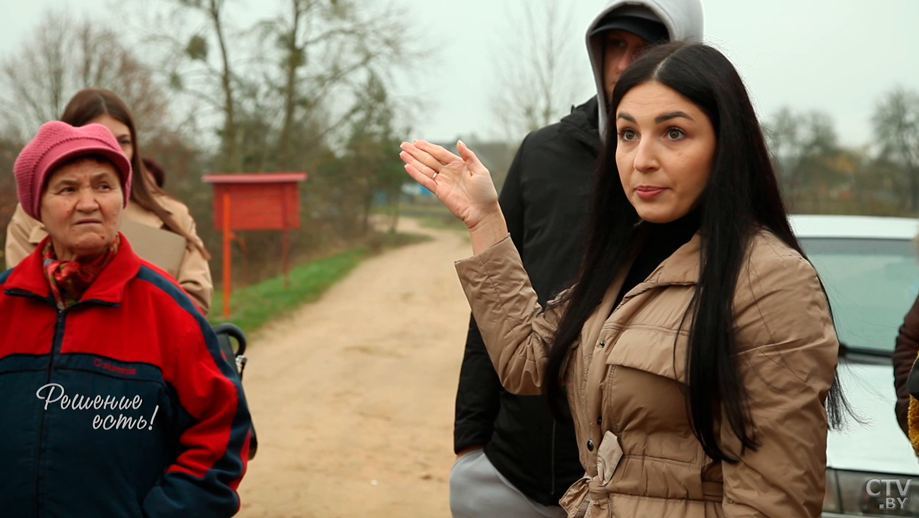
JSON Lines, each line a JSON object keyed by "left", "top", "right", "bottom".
{"left": 449, "top": 449, "right": 568, "bottom": 518}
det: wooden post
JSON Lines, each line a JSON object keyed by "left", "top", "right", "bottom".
{"left": 202, "top": 173, "right": 307, "bottom": 301}
{"left": 281, "top": 185, "right": 290, "bottom": 288}
{"left": 282, "top": 229, "right": 290, "bottom": 289}
{"left": 222, "top": 192, "right": 232, "bottom": 319}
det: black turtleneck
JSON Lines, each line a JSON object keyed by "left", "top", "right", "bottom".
{"left": 611, "top": 210, "right": 701, "bottom": 312}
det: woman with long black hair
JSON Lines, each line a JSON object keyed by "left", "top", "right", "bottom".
{"left": 400, "top": 42, "right": 842, "bottom": 518}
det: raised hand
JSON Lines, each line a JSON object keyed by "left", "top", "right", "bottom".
{"left": 399, "top": 140, "right": 500, "bottom": 232}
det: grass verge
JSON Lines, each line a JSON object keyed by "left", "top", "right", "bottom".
{"left": 209, "top": 230, "right": 430, "bottom": 335}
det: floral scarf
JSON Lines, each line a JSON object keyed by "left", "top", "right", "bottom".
{"left": 42, "top": 235, "right": 120, "bottom": 310}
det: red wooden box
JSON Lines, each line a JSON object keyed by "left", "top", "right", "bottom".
{"left": 203, "top": 173, "right": 307, "bottom": 231}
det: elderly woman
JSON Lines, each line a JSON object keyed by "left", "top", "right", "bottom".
{"left": 5, "top": 88, "right": 213, "bottom": 313}
{"left": 0, "top": 122, "right": 250, "bottom": 517}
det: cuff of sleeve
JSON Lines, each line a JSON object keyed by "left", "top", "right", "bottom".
{"left": 454, "top": 233, "right": 533, "bottom": 340}
{"left": 454, "top": 233, "right": 518, "bottom": 302}
{"left": 454, "top": 233, "right": 514, "bottom": 265}
{"left": 454, "top": 431, "right": 492, "bottom": 454}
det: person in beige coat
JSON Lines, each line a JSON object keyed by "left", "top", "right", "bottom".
{"left": 4, "top": 88, "right": 213, "bottom": 313}
{"left": 400, "top": 43, "right": 844, "bottom": 518}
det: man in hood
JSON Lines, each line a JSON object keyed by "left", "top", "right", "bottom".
{"left": 449, "top": 1, "right": 703, "bottom": 517}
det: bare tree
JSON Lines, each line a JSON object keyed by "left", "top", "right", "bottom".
{"left": 260, "top": 0, "right": 416, "bottom": 169}
{"left": 764, "top": 107, "right": 840, "bottom": 209}
{"left": 153, "top": 0, "right": 244, "bottom": 172}
{"left": 873, "top": 86, "right": 919, "bottom": 210}
{"left": 0, "top": 10, "right": 172, "bottom": 141}
{"left": 153, "top": 0, "right": 419, "bottom": 173}
{"left": 489, "top": 0, "right": 589, "bottom": 142}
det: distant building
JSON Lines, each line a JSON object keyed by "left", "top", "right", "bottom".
{"left": 401, "top": 183, "right": 435, "bottom": 197}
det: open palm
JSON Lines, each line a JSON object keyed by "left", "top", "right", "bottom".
{"left": 399, "top": 140, "right": 499, "bottom": 230}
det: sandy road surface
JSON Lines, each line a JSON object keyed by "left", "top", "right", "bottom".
{"left": 237, "top": 219, "right": 473, "bottom": 518}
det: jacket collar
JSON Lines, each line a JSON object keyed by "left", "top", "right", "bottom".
{"left": 6, "top": 232, "right": 142, "bottom": 305}
{"left": 576, "top": 231, "right": 702, "bottom": 351}
{"left": 614, "top": 232, "right": 702, "bottom": 306}
{"left": 123, "top": 199, "right": 170, "bottom": 229}
{"left": 652, "top": 232, "right": 702, "bottom": 285}
{"left": 560, "top": 97, "right": 602, "bottom": 154}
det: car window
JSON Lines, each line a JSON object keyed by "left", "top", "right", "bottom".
{"left": 799, "top": 238, "right": 919, "bottom": 354}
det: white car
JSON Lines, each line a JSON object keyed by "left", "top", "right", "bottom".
{"left": 788, "top": 215, "right": 919, "bottom": 517}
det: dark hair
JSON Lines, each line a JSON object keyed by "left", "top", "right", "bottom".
{"left": 60, "top": 88, "right": 209, "bottom": 259}
{"left": 543, "top": 42, "right": 846, "bottom": 462}
{"left": 142, "top": 157, "right": 166, "bottom": 188}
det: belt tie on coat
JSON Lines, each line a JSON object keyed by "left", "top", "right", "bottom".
{"left": 559, "top": 431, "right": 623, "bottom": 518}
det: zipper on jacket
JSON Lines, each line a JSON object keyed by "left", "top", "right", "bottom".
{"left": 5, "top": 288, "right": 60, "bottom": 517}
{"left": 34, "top": 306, "right": 68, "bottom": 517}
{"left": 14, "top": 295, "right": 114, "bottom": 516}
{"left": 6, "top": 288, "right": 116, "bottom": 516}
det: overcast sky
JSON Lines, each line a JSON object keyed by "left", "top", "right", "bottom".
{"left": 1, "top": 0, "right": 917, "bottom": 148}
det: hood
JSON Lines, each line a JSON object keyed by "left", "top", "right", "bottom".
{"left": 827, "top": 360, "right": 919, "bottom": 476}
{"left": 586, "top": 0, "right": 704, "bottom": 136}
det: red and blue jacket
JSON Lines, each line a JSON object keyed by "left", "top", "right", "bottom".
{"left": 0, "top": 235, "right": 250, "bottom": 517}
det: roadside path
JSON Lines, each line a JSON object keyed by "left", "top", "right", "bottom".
{"left": 237, "top": 218, "right": 472, "bottom": 517}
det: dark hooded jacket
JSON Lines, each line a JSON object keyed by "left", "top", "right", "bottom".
{"left": 453, "top": 97, "right": 600, "bottom": 506}
{"left": 453, "top": 0, "right": 704, "bottom": 505}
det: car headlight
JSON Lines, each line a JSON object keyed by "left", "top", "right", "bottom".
{"left": 825, "top": 468, "right": 919, "bottom": 516}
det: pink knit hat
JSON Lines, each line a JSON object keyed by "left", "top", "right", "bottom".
{"left": 13, "top": 121, "right": 133, "bottom": 221}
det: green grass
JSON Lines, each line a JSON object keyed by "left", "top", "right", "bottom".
{"left": 209, "top": 231, "right": 429, "bottom": 335}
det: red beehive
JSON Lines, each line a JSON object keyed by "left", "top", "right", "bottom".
{"left": 203, "top": 173, "right": 307, "bottom": 231}
{"left": 202, "top": 172, "right": 308, "bottom": 318}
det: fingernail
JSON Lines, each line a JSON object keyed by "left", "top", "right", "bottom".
{"left": 458, "top": 139, "right": 465, "bottom": 147}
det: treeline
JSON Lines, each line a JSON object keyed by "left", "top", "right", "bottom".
{"left": 765, "top": 89, "right": 919, "bottom": 216}
{"left": 1, "top": 2, "right": 917, "bottom": 285}
{"left": 0, "top": 0, "right": 417, "bottom": 284}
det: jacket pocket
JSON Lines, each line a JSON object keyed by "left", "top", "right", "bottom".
{"left": 605, "top": 325, "right": 687, "bottom": 382}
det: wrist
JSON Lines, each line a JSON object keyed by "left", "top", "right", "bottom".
{"left": 468, "top": 208, "right": 508, "bottom": 255}
{"left": 467, "top": 204, "right": 504, "bottom": 233}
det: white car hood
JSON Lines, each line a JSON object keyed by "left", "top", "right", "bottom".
{"left": 827, "top": 360, "right": 919, "bottom": 475}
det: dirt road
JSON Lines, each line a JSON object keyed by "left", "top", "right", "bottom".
{"left": 237, "top": 219, "right": 472, "bottom": 518}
